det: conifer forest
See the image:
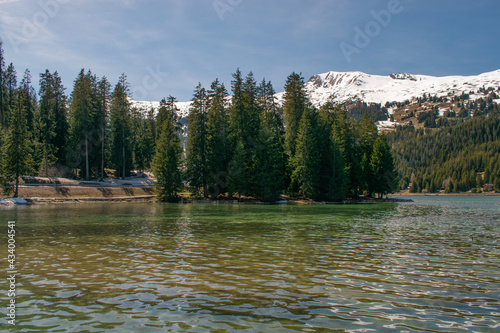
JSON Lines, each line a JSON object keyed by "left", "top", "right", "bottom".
{"left": 1, "top": 41, "right": 498, "bottom": 201}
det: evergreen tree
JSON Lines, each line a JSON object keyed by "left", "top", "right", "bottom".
{"left": 283, "top": 72, "right": 308, "bottom": 158}
{"left": 51, "top": 71, "right": 69, "bottom": 164}
{"left": 129, "top": 106, "right": 142, "bottom": 171}
{"left": 252, "top": 79, "right": 286, "bottom": 201}
{"left": 251, "top": 125, "right": 285, "bottom": 202}
{"left": 20, "top": 70, "right": 37, "bottom": 136}
{"left": 153, "top": 111, "right": 183, "bottom": 202}
{"left": 1, "top": 89, "right": 34, "bottom": 197}
{"left": 37, "top": 70, "right": 58, "bottom": 176}
{"left": 291, "top": 110, "right": 321, "bottom": 200}
{"left": 156, "top": 96, "right": 181, "bottom": 139}
{"left": 228, "top": 139, "right": 247, "bottom": 199}
{"left": 4, "top": 63, "right": 17, "bottom": 129}
{"left": 358, "top": 113, "right": 378, "bottom": 195}
{"left": 109, "top": 74, "right": 132, "bottom": 178}
{"left": 131, "top": 107, "right": 155, "bottom": 176}
{"left": 96, "top": 76, "right": 111, "bottom": 180}
{"left": 206, "top": 79, "right": 230, "bottom": 198}
{"left": 318, "top": 104, "right": 347, "bottom": 201}
{"left": 227, "top": 70, "right": 262, "bottom": 197}
{"left": 0, "top": 41, "right": 6, "bottom": 129}
{"left": 241, "top": 72, "right": 261, "bottom": 147}
{"left": 370, "top": 135, "right": 396, "bottom": 198}
{"left": 228, "top": 68, "right": 245, "bottom": 145}
{"left": 68, "top": 69, "right": 95, "bottom": 179}
{"left": 186, "top": 83, "right": 209, "bottom": 196}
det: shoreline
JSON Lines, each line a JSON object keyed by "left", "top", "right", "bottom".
{"left": 1, "top": 196, "right": 414, "bottom": 206}
{"left": 392, "top": 191, "right": 500, "bottom": 196}
{"left": 0, "top": 184, "right": 414, "bottom": 205}
{"left": 3, "top": 185, "right": 498, "bottom": 206}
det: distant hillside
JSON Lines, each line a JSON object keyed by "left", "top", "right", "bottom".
{"left": 387, "top": 106, "right": 500, "bottom": 193}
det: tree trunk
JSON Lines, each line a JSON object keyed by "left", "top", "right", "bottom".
{"left": 45, "top": 148, "right": 48, "bottom": 178}
{"left": 122, "top": 145, "right": 126, "bottom": 179}
{"left": 85, "top": 134, "right": 89, "bottom": 180}
{"left": 14, "top": 177, "right": 19, "bottom": 198}
{"left": 101, "top": 127, "right": 105, "bottom": 181}
{"left": 14, "top": 151, "right": 19, "bottom": 198}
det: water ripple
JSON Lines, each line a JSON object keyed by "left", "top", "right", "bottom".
{"left": 0, "top": 198, "right": 499, "bottom": 332}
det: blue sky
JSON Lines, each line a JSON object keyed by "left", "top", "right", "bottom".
{"left": 0, "top": 0, "right": 499, "bottom": 102}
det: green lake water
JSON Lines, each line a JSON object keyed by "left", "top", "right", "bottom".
{"left": 0, "top": 196, "right": 499, "bottom": 332}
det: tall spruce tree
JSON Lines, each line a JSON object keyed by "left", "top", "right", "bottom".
{"left": 153, "top": 106, "right": 183, "bottom": 202}
{"left": 228, "top": 71, "right": 263, "bottom": 197}
{"left": 206, "top": 79, "right": 230, "bottom": 198}
{"left": 252, "top": 79, "right": 285, "bottom": 201}
{"left": 318, "top": 103, "right": 347, "bottom": 201}
{"left": 51, "top": 71, "right": 69, "bottom": 164}
{"left": 4, "top": 63, "right": 17, "bottom": 129}
{"left": 20, "top": 70, "right": 37, "bottom": 136}
{"left": 37, "top": 70, "right": 58, "bottom": 176}
{"left": 370, "top": 135, "right": 396, "bottom": 198}
{"left": 96, "top": 76, "right": 111, "bottom": 180}
{"left": 156, "top": 96, "right": 181, "bottom": 139}
{"left": 332, "top": 109, "right": 363, "bottom": 197}
{"left": 1, "top": 89, "right": 34, "bottom": 197}
{"left": 186, "top": 83, "right": 209, "bottom": 197}
{"left": 229, "top": 68, "right": 245, "bottom": 146}
{"left": 109, "top": 74, "right": 132, "bottom": 178}
{"left": 291, "top": 110, "right": 321, "bottom": 200}
{"left": 358, "top": 113, "right": 379, "bottom": 196}
{"left": 68, "top": 69, "right": 95, "bottom": 179}
{"left": 241, "top": 72, "right": 261, "bottom": 147}
{"left": 227, "top": 139, "right": 247, "bottom": 199}
{"left": 283, "top": 72, "right": 308, "bottom": 158}
{"left": 135, "top": 109, "right": 155, "bottom": 176}
{"left": 0, "top": 41, "right": 5, "bottom": 129}
{"left": 227, "top": 70, "right": 253, "bottom": 197}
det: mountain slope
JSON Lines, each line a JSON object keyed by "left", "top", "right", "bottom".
{"left": 132, "top": 69, "right": 500, "bottom": 117}
{"left": 292, "top": 69, "right": 500, "bottom": 107}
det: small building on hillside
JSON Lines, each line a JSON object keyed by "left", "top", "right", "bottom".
{"left": 483, "top": 184, "right": 494, "bottom": 192}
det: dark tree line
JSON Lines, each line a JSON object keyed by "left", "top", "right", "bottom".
{"left": 0, "top": 42, "right": 157, "bottom": 196}
{"left": 387, "top": 104, "right": 500, "bottom": 193}
{"left": 0, "top": 41, "right": 396, "bottom": 201}
{"left": 184, "top": 70, "right": 396, "bottom": 202}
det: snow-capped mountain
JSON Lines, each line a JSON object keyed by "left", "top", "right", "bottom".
{"left": 132, "top": 100, "right": 192, "bottom": 118}
{"left": 282, "top": 69, "right": 500, "bottom": 107}
{"left": 132, "top": 69, "right": 500, "bottom": 115}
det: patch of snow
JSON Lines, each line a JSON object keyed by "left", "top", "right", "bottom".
{"left": 0, "top": 198, "right": 28, "bottom": 205}
{"left": 377, "top": 120, "right": 396, "bottom": 131}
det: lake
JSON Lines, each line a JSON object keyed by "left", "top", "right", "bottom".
{"left": 1, "top": 196, "right": 499, "bottom": 332}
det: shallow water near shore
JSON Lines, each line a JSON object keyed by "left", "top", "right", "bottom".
{"left": 1, "top": 196, "right": 499, "bottom": 332}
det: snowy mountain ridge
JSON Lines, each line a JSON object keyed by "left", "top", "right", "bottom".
{"left": 284, "top": 69, "right": 500, "bottom": 108}
{"left": 132, "top": 69, "right": 500, "bottom": 116}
